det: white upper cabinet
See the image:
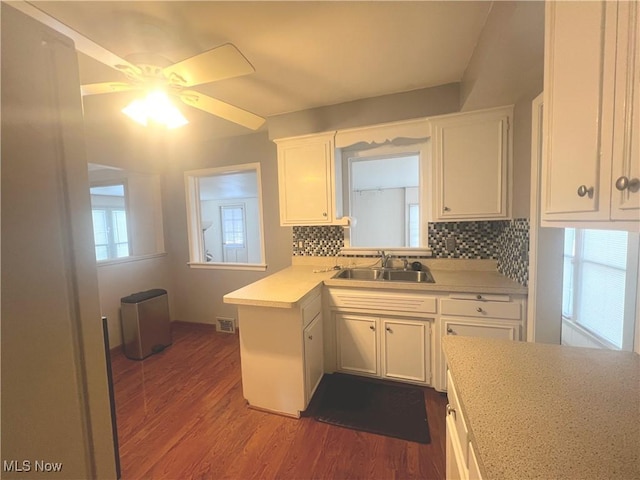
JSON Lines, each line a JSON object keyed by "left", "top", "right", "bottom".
{"left": 542, "top": 1, "right": 639, "bottom": 227}
{"left": 611, "top": 1, "right": 640, "bottom": 221}
{"left": 431, "top": 106, "right": 513, "bottom": 221}
{"left": 276, "top": 131, "right": 339, "bottom": 226}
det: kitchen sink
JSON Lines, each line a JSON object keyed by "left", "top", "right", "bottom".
{"left": 332, "top": 267, "right": 435, "bottom": 283}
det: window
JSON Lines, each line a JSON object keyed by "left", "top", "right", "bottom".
{"left": 341, "top": 141, "right": 429, "bottom": 249}
{"left": 185, "top": 163, "right": 266, "bottom": 270}
{"left": 90, "top": 184, "right": 130, "bottom": 261}
{"left": 88, "top": 164, "right": 165, "bottom": 263}
{"left": 562, "top": 228, "right": 639, "bottom": 351}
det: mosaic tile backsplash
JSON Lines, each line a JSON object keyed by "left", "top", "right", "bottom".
{"left": 292, "top": 219, "right": 530, "bottom": 286}
{"left": 292, "top": 226, "right": 344, "bottom": 257}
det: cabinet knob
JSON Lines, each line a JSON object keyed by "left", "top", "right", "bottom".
{"left": 615, "top": 176, "right": 640, "bottom": 191}
{"left": 443, "top": 206, "right": 451, "bottom": 212}
{"left": 577, "top": 185, "right": 594, "bottom": 198}
{"left": 385, "top": 326, "right": 392, "bottom": 332}
{"left": 369, "top": 325, "right": 375, "bottom": 331}
{"left": 308, "top": 335, "right": 313, "bottom": 340}
{"left": 446, "top": 404, "right": 456, "bottom": 419}
{"left": 476, "top": 307, "right": 484, "bottom": 313}
{"left": 476, "top": 294, "right": 483, "bottom": 300}
{"left": 447, "top": 327, "right": 455, "bottom": 334}
{"left": 322, "top": 212, "right": 328, "bottom": 217}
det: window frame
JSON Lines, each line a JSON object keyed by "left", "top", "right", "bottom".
{"left": 184, "top": 163, "right": 267, "bottom": 271}
{"left": 339, "top": 141, "right": 432, "bottom": 254}
{"left": 90, "top": 182, "right": 132, "bottom": 262}
{"left": 562, "top": 228, "right": 639, "bottom": 351}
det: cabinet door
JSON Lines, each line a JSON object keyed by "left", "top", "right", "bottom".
{"left": 542, "top": 1, "right": 617, "bottom": 220}
{"left": 611, "top": 1, "right": 640, "bottom": 220}
{"left": 432, "top": 107, "right": 511, "bottom": 220}
{"left": 277, "top": 133, "right": 335, "bottom": 225}
{"left": 304, "top": 312, "right": 324, "bottom": 403}
{"left": 468, "top": 442, "right": 483, "bottom": 480}
{"left": 443, "top": 318, "right": 518, "bottom": 341}
{"left": 336, "top": 314, "right": 378, "bottom": 375}
{"left": 382, "top": 319, "right": 429, "bottom": 384}
{"left": 446, "top": 414, "right": 466, "bottom": 480}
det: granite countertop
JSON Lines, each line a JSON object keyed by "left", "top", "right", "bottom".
{"left": 443, "top": 336, "right": 640, "bottom": 480}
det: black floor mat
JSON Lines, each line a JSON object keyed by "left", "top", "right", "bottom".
{"left": 309, "top": 373, "right": 431, "bottom": 444}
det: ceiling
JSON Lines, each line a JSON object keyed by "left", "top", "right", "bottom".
{"left": 28, "top": 1, "right": 493, "bottom": 138}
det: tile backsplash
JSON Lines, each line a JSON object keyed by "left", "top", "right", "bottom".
{"left": 428, "top": 221, "right": 503, "bottom": 259}
{"left": 292, "top": 226, "right": 344, "bottom": 257}
{"left": 292, "top": 219, "right": 530, "bottom": 286}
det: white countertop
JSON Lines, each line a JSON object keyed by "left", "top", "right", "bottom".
{"left": 324, "top": 268, "right": 527, "bottom": 294}
{"left": 223, "top": 265, "right": 337, "bottom": 308}
{"left": 223, "top": 261, "right": 527, "bottom": 309}
{"left": 443, "top": 336, "right": 640, "bottom": 480}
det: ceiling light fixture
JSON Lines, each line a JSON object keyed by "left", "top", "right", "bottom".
{"left": 121, "top": 90, "right": 189, "bottom": 129}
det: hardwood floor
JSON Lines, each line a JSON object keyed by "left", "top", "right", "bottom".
{"left": 111, "top": 322, "right": 447, "bottom": 479}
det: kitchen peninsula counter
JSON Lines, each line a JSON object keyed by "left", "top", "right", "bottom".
{"left": 223, "top": 265, "right": 337, "bottom": 308}
{"left": 443, "top": 336, "right": 640, "bottom": 480}
{"left": 224, "top": 259, "right": 527, "bottom": 309}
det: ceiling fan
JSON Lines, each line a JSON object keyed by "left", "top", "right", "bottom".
{"left": 12, "top": 2, "right": 266, "bottom": 130}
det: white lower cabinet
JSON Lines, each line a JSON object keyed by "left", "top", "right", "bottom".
{"left": 446, "top": 370, "right": 484, "bottom": 480}
{"left": 304, "top": 311, "right": 324, "bottom": 403}
{"left": 236, "top": 290, "right": 323, "bottom": 417}
{"left": 443, "top": 318, "right": 518, "bottom": 341}
{"left": 468, "top": 443, "right": 483, "bottom": 480}
{"left": 336, "top": 314, "right": 378, "bottom": 375}
{"left": 336, "top": 312, "right": 432, "bottom": 385}
{"left": 437, "top": 293, "right": 525, "bottom": 391}
{"left": 382, "top": 318, "right": 429, "bottom": 383}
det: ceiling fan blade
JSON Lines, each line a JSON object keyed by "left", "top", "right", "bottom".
{"left": 180, "top": 91, "right": 265, "bottom": 130}
{"left": 164, "top": 43, "right": 255, "bottom": 87}
{"left": 81, "top": 82, "right": 140, "bottom": 96}
{"left": 10, "top": 1, "right": 141, "bottom": 80}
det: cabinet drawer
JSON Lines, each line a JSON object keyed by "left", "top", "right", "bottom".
{"left": 446, "top": 370, "right": 469, "bottom": 465}
{"left": 441, "top": 298, "right": 521, "bottom": 320}
{"left": 302, "top": 294, "right": 322, "bottom": 327}
{"left": 328, "top": 288, "right": 437, "bottom": 315}
{"left": 444, "top": 318, "right": 518, "bottom": 341}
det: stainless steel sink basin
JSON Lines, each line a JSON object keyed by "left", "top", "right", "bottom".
{"left": 332, "top": 268, "right": 435, "bottom": 283}
{"left": 333, "top": 268, "right": 384, "bottom": 280}
{"left": 382, "top": 269, "right": 435, "bottom": 283}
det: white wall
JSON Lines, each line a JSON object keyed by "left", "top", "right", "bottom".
{"left": 97, "top": 256, "right": 173, "bottom": 348}
{"left": 162, "top": 132, "right": 292, "bottom": 325}
{"left": 460, "top": 1, "right": 545, "bottom": 219}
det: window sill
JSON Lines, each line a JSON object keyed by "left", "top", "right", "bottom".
{"left": 188, "top": 262, "right": 268, "bottom": 272}
{"left": 339, "top": 247, "right": 433, "bottom": 257}
{"left": 97, "top": 252, "right": 167, "bottom": 267}
{"left": 561, "top": 317, "right": 619, "bottom": 350}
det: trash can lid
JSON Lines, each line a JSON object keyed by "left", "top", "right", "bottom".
{"left": 121, "top": 288, "right": 167, "bottom": 304}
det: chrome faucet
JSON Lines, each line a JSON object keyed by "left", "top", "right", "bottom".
{"left": 379, "top": 250, "right": 391, "bottom": 268}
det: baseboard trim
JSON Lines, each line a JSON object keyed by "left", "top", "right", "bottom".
{"left": 171, "top": 320, "right": 217, "bottom": 331}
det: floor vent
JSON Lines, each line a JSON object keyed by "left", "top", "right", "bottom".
{"left": 216, "top": 317, "right": 236, "bottom": 334}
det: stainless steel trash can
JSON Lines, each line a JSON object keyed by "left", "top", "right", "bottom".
{"left": 121, "top": 289, "right": 171, "bottom": 360}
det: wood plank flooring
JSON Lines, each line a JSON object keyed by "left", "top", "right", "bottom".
{"left": 110, "top": 321, "right": 447, "bottom": 479}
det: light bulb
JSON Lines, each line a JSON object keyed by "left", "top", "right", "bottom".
{"left": 121, "top": 90, "right": 188, "bottom": 129}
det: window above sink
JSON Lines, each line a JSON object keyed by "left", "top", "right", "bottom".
{"left": 340, "top": 141, "right": 430, "bottom": 249}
